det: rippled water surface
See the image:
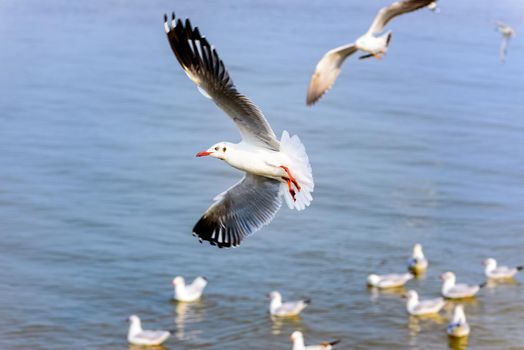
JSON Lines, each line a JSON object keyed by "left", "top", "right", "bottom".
{"left": 1, "top": 1, "right": 524, "bottom": 349}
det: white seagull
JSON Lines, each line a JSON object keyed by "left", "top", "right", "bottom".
{"left": 269, "top": 291, "right": 310, "bottom": 317}
{"left": 447, "top": 305, "right": 470, "bottom": 338}
{"left": 495, "top": 21, "right": 516, "bottom": 63}
{"left": 403, "top": 290, "right": 445, "bottom": 316}
{"left": 440, "top": 272, "right": 484, "bottom": 299}
{"left": 427, "top": 2, "right": 439, "bottom": 13}
{"left": 306, "top": 0, "right": 437, "bottom": 105}
{"left": 164, "top": 13, "right": 314, "bottom": 248}
{"left": 172, "top": 276, "right": 208, "bottom": 302}
{"left": 290, "top": 331, "right": 340, "bottom": 350}
{"left": 127, "top": 315, "right": 172, "bottom": 346}
{"left": 482, "top": 258, "right": 523, "bottom": 280}
{"left": 407, "top": 243, "right": 428, "bottom": 274}
{"left": 367, "top": 272, "right": 414, "bottom": 289}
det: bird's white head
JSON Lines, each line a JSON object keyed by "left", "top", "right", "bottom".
{"left": 440, "top": 271, "right": 456, "bottom": 284}
{"left": 482, "top": 258, "right": 497, "bottom": 269}
{"left": 403, "top": 289, "right": 419, "bottom": 301}
{"left": 196, "top": 142, "right": 233, "bottom": 161}
{"left": 290, "top": 331, "right": 304, "bottom": 342}
{"left": 413, "top": 243, "right": 424, "bottom": 258}
{"left": 268, "top": 291, "right": 282, "bottom": 301}
{"left": 367, "top": 274, "right": 380, "bottom": 286}
{"left": 172, "top": 276, "right": 185, "bottom": 288}
{"left": 128, "top": 314, "right": 140, "bottom": 324}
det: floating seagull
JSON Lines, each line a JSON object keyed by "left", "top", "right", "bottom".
{"left": 403, "top": 290, "right": 445, "bottom": 316}
{"left": 172, "top": 276, "right": 208, "bottom": 302}
{"left": 127, "top": 315, "right": 172, "bottom": 346}
{"left": 495, "top": 21, "right": 516, "bottom": 63}
{"left": 367, "top": 272, "right": 414, "bottom": 289}
{"left": 269, "top": 291, "right": 311, "bottom": 317}
{"left": 482, "top": 258, "right": 523, "bottom": 280}
{"left": 407, "top": 243, "right": 428, "bottom": 274}
{"left": 164, "top": 13, "right": 314, "bottom": 248}
{"left": 440, "top": 272, "right": 484, "bottom": 299}
{"left": 306, "top": 0, "right": 437, "bottom": 105}
{"left": 290, "top": 331, "right": 340, "bottom": 350}
{"left": 427, "top": 1, "right": 439, "bottom": 13}
{"left": 447, "top": 305, "right": 470, "bottom": 338}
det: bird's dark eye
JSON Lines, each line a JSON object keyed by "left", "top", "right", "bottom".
{"left": 214, "top": 147, "right": 219, "bottom": 151}
{"left": 223, "top": 147, "right": 227, "bottom": 152}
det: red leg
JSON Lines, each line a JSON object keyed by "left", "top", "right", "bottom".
{"left": 280, "top": 165, "right": 301, "bottom": 191}
{"left": 285, "top": 178, "right": 296, "bottom": 202}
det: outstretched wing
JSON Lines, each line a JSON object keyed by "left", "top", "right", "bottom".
{"left": 164, "top": 13, "right": 279, "bottom": 150}
{"left": 367, "top": 0, "right": 436, "bottom": 35}
{"left": 306, "top": 43, "right": 357, "bottom": 105}
{"left": 193, "top": 174, "right": 282, "bottom": 248}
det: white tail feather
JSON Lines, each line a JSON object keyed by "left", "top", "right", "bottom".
{"left": 279, "top": 131, "right": 314, "bottom": 211}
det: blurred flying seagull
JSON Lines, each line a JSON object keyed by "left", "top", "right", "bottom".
{"left": 495, "top": 21, "right": 516, "bottom": 63}
{"left": 172, "top": 276, "right": 208, "bottom": 302}
{"left": 268, "top": 291, "right": 310, "bottom": 317}
{"left": 164, "top": 13, "right": 314, "bottom": 248}
{"left": 290, "top": 331, "right": 340, "bottom": 350}
{"left": 127, "top": 315, "right": 172, "bottom": 346}
{"left": 306, "top": 0, "right": 437, "bottom": 105}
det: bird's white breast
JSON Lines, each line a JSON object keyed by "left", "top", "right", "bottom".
{"left": 226, "top": 143, "right": 288, "bottom": 180}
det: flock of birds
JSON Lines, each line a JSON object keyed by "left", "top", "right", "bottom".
{"left": 126, "top": 0, "right": 519, "bottom": 347}
{"left": 367, "top": 244, "right": 522, "bottom": 340}
{"left": 126, "top": 244, "right": 523, "bottom": 347}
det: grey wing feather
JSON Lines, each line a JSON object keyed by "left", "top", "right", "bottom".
{"left": 165, "top": 13, "right": 279, "bottom": 150}
{"left": 192, "top": 174, "right": 282, "bottom": 248}
{"left": 367, "top": 0, "right": 436, "bottom": 35}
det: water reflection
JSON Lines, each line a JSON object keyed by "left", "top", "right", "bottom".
{"left": 448, "top": 335, "right": 469, "bottom": 350}
{"left": 172, "top": 300, "right": 206, "bottom": 341}
{"left": 406, "top": 312, "right": 447, "bottom": 348}
{"left": 129, "top": 345, "right": 169, "bottom": 350}
{"left": 270, "top": 315, "right": 305, "bottom": 335}
{"left": 368, "top": 286, "right": 406, "bottom": 302}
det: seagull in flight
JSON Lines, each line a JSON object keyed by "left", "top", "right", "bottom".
{"left": 164, "top": 13, "right": 314, "bottom": 248}
{"left": 306, "top": 0, "right": 437, "bottom": 105}
{"left": 495, "top": 21, "right": 516, "bottom": 63}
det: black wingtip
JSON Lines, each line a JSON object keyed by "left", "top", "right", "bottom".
{"left": 330, "top": 339, "right": 341, "bottom": 346}
{"left": 517, "top": 266, "right": 523, "bottom": 271}
{"left": 192, "top": 215, "right": 235, "bottom": 249}
{"left": 479, "top": 282, "right": 487, "bottom": 288}
{"left": 164, "top": 14, "right": 168, "bottom": 22}
{"left": 304, "top": 298, "right": 312, "bottom": 305}
{"left": 172, "top": 12, "right": 175, "bottom": 21}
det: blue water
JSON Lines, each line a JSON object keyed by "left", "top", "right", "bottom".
{"left": 1, "top": 1, "right": 524, "bottom": 349}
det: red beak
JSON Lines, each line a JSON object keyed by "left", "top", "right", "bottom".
{"left": 196, "top": 151, "right": 212, "bottom": 157}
